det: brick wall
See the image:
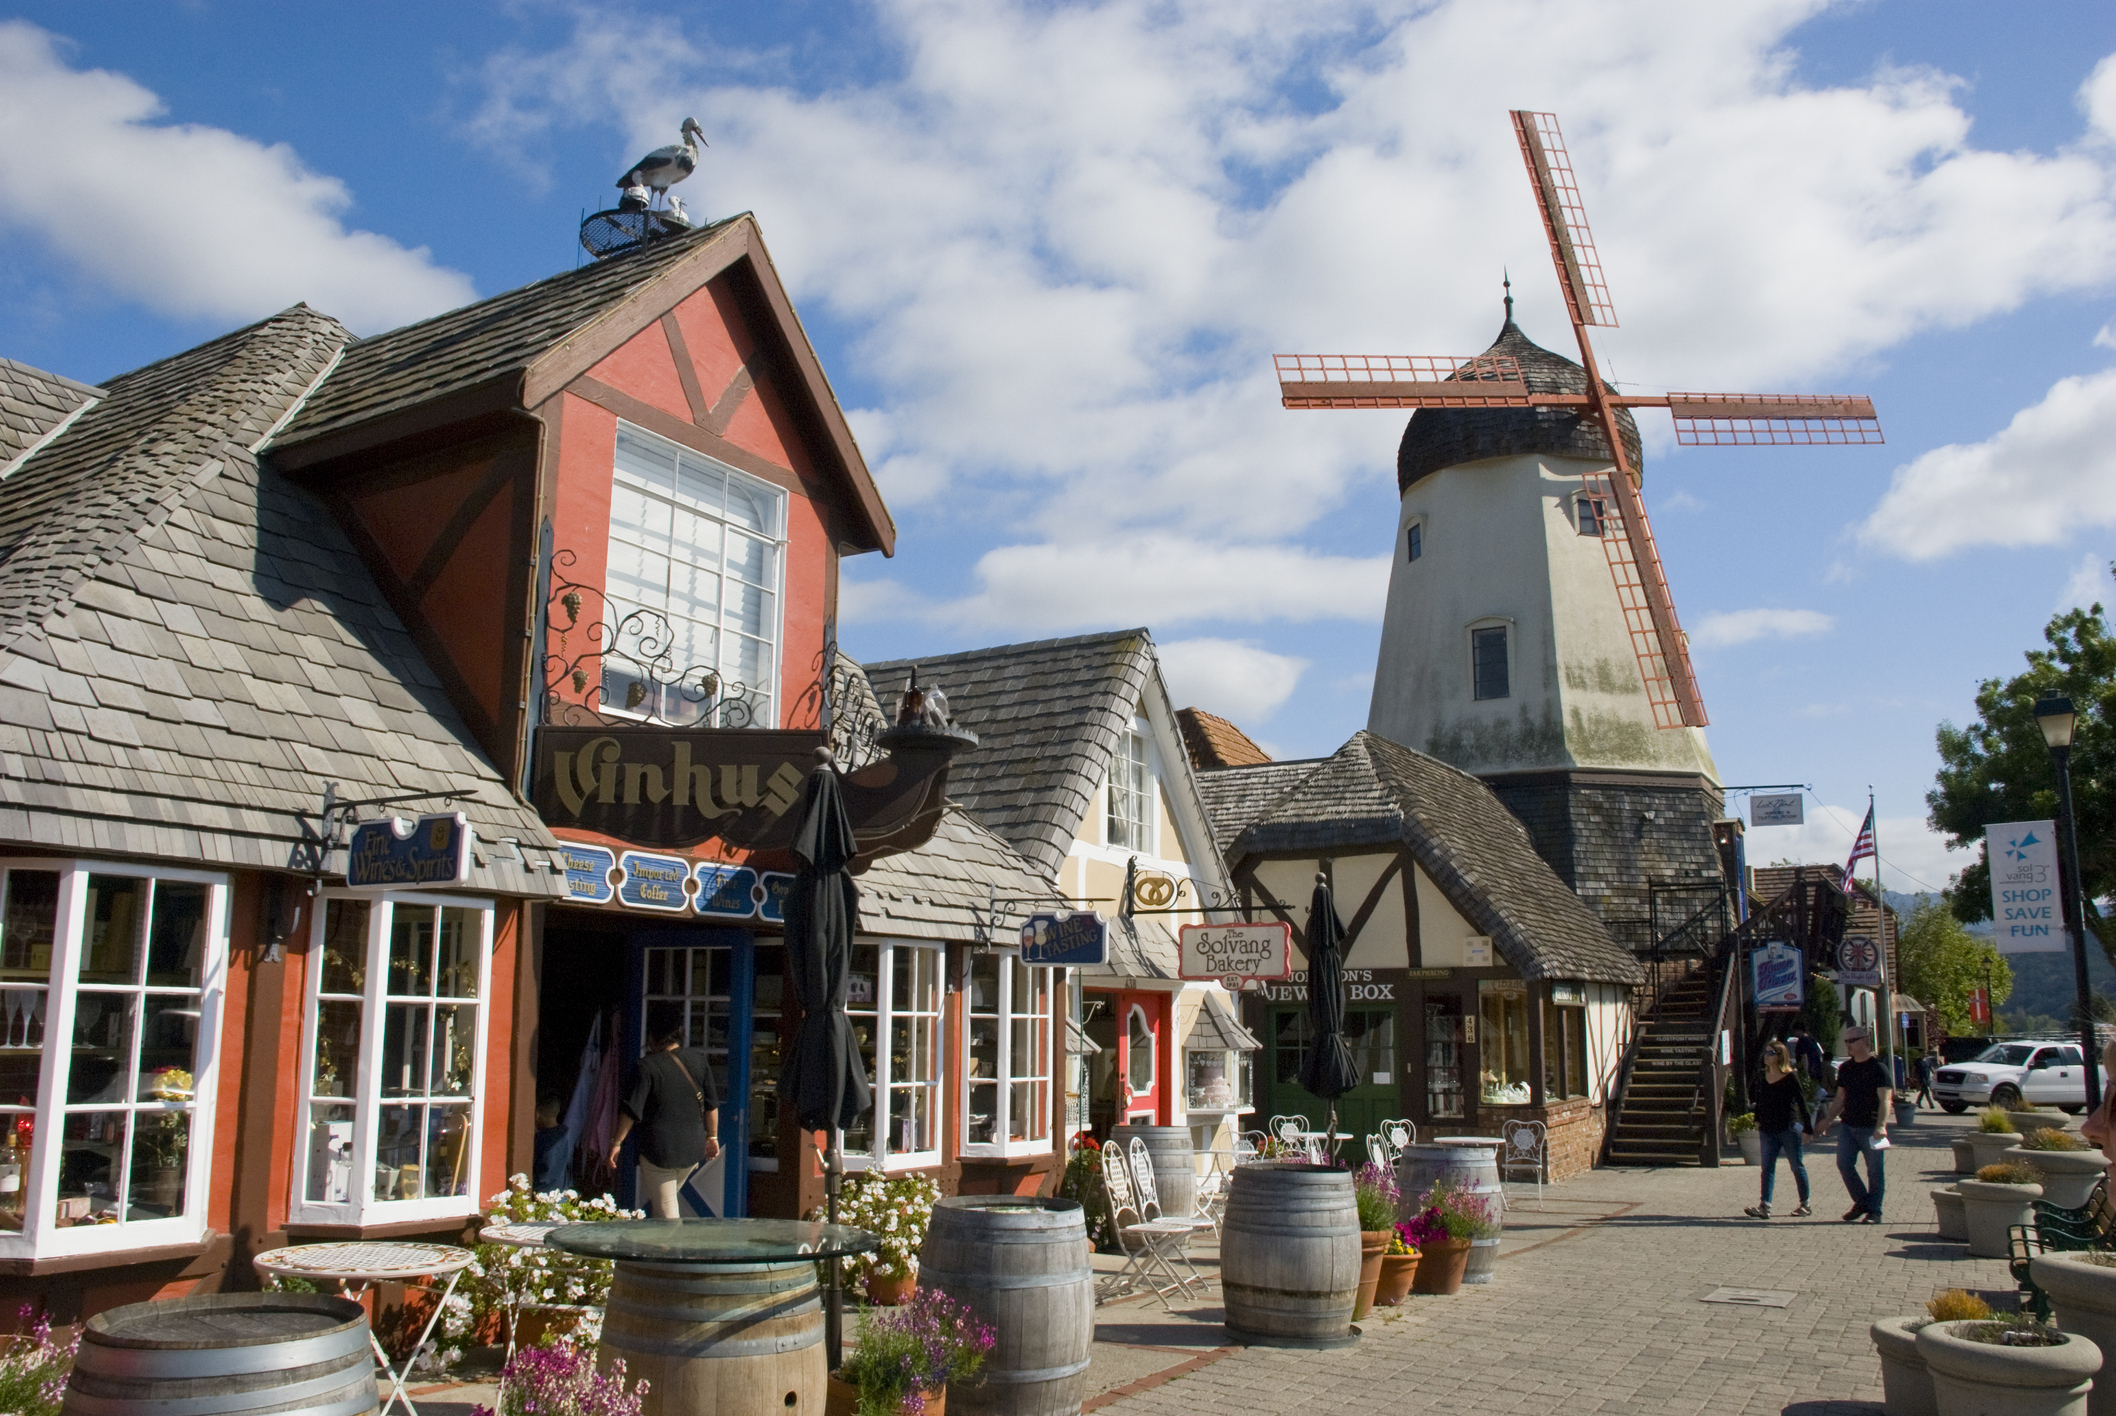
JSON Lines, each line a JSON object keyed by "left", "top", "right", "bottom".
{"left": 1446, "top": 1097, "right": 1605, "bottom": 1184}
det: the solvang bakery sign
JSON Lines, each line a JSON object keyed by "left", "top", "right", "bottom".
{"left": 531, "top": 727, "right": 824, "bottom": 848}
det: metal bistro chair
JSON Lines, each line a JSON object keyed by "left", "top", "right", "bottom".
{"left": 1129, "top": 1136, "right": 1213, "bottom": 1281}
{"left": 1381, "top": 1118, "right": 1417, "bottom": 1153}
{"left": 1193, "top": 1145, "right": 1233, "bottom": 1237}
{"left": 1097, "top": 1144, "right": 1208, "bottom": 1310}
{"left": 1233, "top": 1131, "right": 1264, "bottom": 1164}
{"left": 1501, "top": 1119, "right": 1548, "bottom": 1208}
{"left": 1365, "top": 1132, "right": 1394, "bottom": 1169}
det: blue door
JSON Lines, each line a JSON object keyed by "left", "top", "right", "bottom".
{"left": 630, "top": 929, "right": 765, "bottom": 1216}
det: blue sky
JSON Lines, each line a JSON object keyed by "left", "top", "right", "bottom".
{"left": 4, "top": 1, "right": 2115, "bottom": 892}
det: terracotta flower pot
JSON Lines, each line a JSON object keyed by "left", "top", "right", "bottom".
{"left": 865, "top": 1271, "right": 917, "bottom": 1306}
{"left": 1353, "top": 1231, "right": 1389, "bottom": 1320}
{"left": 1409, "top": 1236, "right": 1471, "bottom": 1296}
{"left": 1374, "top": 1252, "right": 1420, "bottom": 1306}
{"left": 827, "top": 1375, "right": 946, "bottom": 1416}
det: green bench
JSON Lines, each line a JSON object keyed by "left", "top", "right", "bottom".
{"left": 2008, "top": 1179, "right": 2114, "bottom": 1320}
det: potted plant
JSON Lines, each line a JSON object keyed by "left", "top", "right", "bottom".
{"left": 2029, "top": 1251, "right": 2116, "bottom": 1376}
{"left": 472, "top": 1340, "right": 647, "bottom": 1416}
{"left": 1915, "top": 1315, "right": 2102, "bottom": 1416}
{"left": 2006, "top": 1127, "right": 2112, "bottom": 1210}
{"left": 828, "top": 1288, "right": 995, "bottom": 1416}
{"left": 1893, "top": 1093, "right": 1918, "bottom": 1127}
{"left": 1958, "top": 1161, "right": 2045, "bottom": 1259}
{"left": 1871, "top": 1288, "right": 1989, "bottom": 1416}
{"left": 825, "top": 1172, "right": 942, "bottom": 1306}
{"left": 1373, "top": 1228, "right": 1419, "bottom": 1307}
{"left": 1727, "top": 1111, "right": 1760, "bottom": 1166}
{"left": 1055, "top": 1136, "right": 1114, "bottom": 1252}
{"left": 468, "top": 1174, "right": 643, "bottom": 1352}
{"left": 1401, "top": 1182, "right": 1484, "bottom": 1296}
{"left": 2008, "top": 1102, "right": 2060, "bottom": 1138}
{"left": 1968, "top": 1108, "right": 2025, "bottom": 1171}
{"left": 1351, "top": 1161, "right": 1399, "bottom": 1320}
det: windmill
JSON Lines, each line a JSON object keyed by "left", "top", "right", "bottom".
{"left": 1276, "top": 111, "right": 1883, "bottom": 730}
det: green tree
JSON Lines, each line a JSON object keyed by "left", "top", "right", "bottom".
{"left": 1797, "top": 971, "right": 1840, "bottom": 1050}
{"left": 1896, "top": 900, "right": 2012, "bottom": 1035}
{"left": 1929, "top": 583, "right": 2116, "bottom": 965}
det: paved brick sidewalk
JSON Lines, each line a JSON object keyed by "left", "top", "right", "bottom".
{"left": 1092, "top": 1109, "right": 2017, "bottom": 1415}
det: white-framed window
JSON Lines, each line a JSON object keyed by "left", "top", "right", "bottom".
{"left": 1105, "top": 725, "right": 1154, "bottom": 852}
{"left": 606, "top": 421, "right": 788, "bottom": 727}
{"left": 1470, "top": 623, "right": 1510, "bottom": 701}
{"left": 962, "top": 952, "right": 1052, "bottom": 1158}
{"left": 294, "top": 892, "right": 493, "bottom": 1226}
{"left": 843, "top": 939, "right": 942, "bottom": 1171}
{"left": 0, "top": 860, "right": 227, "bottom": 1259}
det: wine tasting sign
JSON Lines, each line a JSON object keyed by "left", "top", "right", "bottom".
{"left": 532, "top": 727, "right": 824, "bottom": 849}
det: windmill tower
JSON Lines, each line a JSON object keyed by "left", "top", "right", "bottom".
{"left": 1277, "top": 112, "right": 1883, "bottom": 929}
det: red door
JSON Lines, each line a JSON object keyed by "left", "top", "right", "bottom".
{"left": 1115, "top": 991, "right": 1170, "bottom": 1125}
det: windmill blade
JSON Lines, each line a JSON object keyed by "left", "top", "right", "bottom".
{"left": 1276, "top": 353, "right": 1531, "bottom": 409}
{"left": 1585, "top": 464, "right": 1709, "bottom": 729}
{"left": 1659, "top": 392, "right": 1885, "bottom": 446}
{"left": 1511, "top": 111, "right": 1619, "bottom": 329}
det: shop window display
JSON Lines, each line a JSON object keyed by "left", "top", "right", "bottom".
{"left": 1542, "top": 992, "right": 1589, "bottom": 1100}
{"left": 0, "top": 862, "right": 225, "bottom": 1258}
{"left": 963, "top": 951, "right": 1052, "bottom": 1157}
{"left": 1478, "top": 984, "right": 1532, "bottom": 1105}
{"left": 843, "top": 940, "right": 941, "bottom": 1169}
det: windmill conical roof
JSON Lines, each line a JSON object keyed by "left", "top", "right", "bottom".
{"left": 1396, "top": 318, "right": 1642, "bottom": 493}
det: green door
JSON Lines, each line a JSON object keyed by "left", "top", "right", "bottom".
{"left": 1266, "top": 1006, "right": 1399, "bottom": 1146}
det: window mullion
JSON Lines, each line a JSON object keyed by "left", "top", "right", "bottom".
{"left": 23, "top": 868, "right": 87, "bottom": 1244}
{"left": 875, "top": 943, "right": 893, "bottom": 1164}
{"left": 351, "top": 900, "right": 392, "bottom": 1220}
{"left": 995, "top": 956, "right": 1013, "bottom": 1147}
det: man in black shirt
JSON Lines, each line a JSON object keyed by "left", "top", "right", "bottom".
{"left": 1816, "top": 1025, "right": 1892, "bottom": 1222}
{"left": 612, "top": 1030, "right": 721, "bottom": 1218}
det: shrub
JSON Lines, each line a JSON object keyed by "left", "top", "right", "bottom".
{"left": 1352, "top": 1160, "right": 1400, "bottom": 1231}
{"left": 0, "top": 1306, "right": 76, "bottom": 1416}
{"left": 1978, "top": 1108, "right": 2019, "bottom": 1134}
{"left": 1726, "top": 1112, "right": 1758, "bottom": 1136}
{"left": 2023, "top": 1128, "right": 2089, "bottom": 1152}
{"left": 1976, "top": 1161, "right": 2044, "bottom": 1185}
{"left": 461, "top": 1175, "right": 643, "bottom": 1359}
{"left": 1958, "top": 1317, "right": 2066, "bottom": 1347}
{"left": 839, "top": 1288, "right": 994, "bottom": 1416}
{"left": 471, "top": 1339, "right": 646, "bottom": 1416}
{"left": 819, "top": 1172, "right": 941, "bottom": 1284}
{"left": 1926, "top": 1290, "right": 1993, "bottom": 1322}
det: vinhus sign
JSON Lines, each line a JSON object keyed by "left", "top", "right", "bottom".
{"left": 531, "top": 727, "right": 823, "bottom": 848}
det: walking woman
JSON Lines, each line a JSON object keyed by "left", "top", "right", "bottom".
{"left": 1745, "top": 1039, "right": 1815, "bottom": 1219}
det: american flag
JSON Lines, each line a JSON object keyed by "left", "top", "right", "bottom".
{"left": 1841, "top": 806, "right": 1876, "bottom": 887}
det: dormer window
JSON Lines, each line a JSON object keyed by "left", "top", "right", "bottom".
{"left": 605, "top": 422, "right": 787, "bottom": 727}
{"left": 1106, "top": 725, "right": 1155, "bottom": 852}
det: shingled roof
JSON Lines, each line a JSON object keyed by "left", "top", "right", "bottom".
{"left": 1195, "top": 759, "right": 1325, "bottom": 854}
{"left": 862, "top": 631, "right": 1156, "bottom": 877}
{"left": 1396, "top": 316, "right": 1643, "bottom": 492}
{"left": 0, "top": 307, "right": 562, "bottom": 894}
{"left": 1231, "top": 732, "right": 1641, "bottom": 985}
{"left": 0, "top": 357, "right": 104, "bottom": 481}
{"left": 1177, "top": 707, "right": 1271, "bottom": 771}
{"left": 859, "top": 803, "right": 1067, "bottom": 944}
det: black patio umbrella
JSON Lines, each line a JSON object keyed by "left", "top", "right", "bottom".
{"left": 1297, "top": 874, "right": 1360, "bottom": 1149}
{"left": 779, "top": 750, "right": 871, "bottom": 1365}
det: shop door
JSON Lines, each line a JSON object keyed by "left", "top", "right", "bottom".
{"left": 634, "top": 932, "right": 783, "bottom": 1217}
{"left": 1084, "top": 990, "right": 1168, "bottom": 1134}
{"left": 1265, "top": 1006, "right": 1400, "bottom": 1142}
{"left": 1421, "top": 995, "right": 1468, "bottom": 1127}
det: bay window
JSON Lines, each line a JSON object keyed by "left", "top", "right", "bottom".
{"left": 963, "top": 951, "right": 1052, "bottom": 1157}
{"left": 0, "top": 861, "right": 226, "bottom": 1258}
{"left": 296, "top": 892, "right": 492, "bottom": 1225}
{"left": 843, "top": 939, "right": 941, "bottom": 1170}
{"left": 1542, "top": 989, "right": 1588, "bottom": 1100}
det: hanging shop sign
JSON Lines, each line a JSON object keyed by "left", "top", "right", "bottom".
{"left": 533, "top": 727, "right": 820, "bottom": 848}
{"left": 347, "top": 813, "right": 470, "bottom": 890}
{"left": 1985, "top": 818, "right": 2066, "bottom": 954}
{"left": 1178, "top": 922, "right": 1292, "bottom": 986}
{"left": 618, "top": 851, "right": 692, "bottom": 913}
{"left": 1750, "top": 793, "right": 1804, "bottom": 826}
{"left": 561, "top": 844, "right": 617, "bottom": 904}
{"left": 1750, "top": 940, "right": 1805, "bottom": 1011}
{"left": 1019, "top": 912, "right": 1108, "bottom": 967}
{"left": 1836, "top": 935, "right": 1882, "bottom": 988}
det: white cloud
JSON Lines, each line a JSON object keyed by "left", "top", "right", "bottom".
{"left": 0, "top": 22, "right": 474, "bottom": 332}
{"left": 1157, "top": 637, "right": 1309, "bottom": 723}
{"left": 2057, "top": 552, "right": 2111, "bottom": 611}
{"left": 1691, "top": 607, "right": 1835, "bottom": 648}
{"left": 1748, "top": 804, "right": 1962, "bottom": 895}
{"left": 1858, "top": 366, "right": 2116, "bottom": 560}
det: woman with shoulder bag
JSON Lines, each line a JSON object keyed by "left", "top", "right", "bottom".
{"left": 612, "top": 1028, "right": 722, "bottom": 1218}
{"left": 1744, "top": 1039, "right": 1815, "bottom": 1219}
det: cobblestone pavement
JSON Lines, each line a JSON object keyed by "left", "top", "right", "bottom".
{"left": 1086, "top": 1107, "right": 2017, "bottom": 1415}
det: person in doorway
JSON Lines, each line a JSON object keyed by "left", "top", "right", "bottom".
{"left": 531, "top": 1095, "right": 568, "bottom": 1192}
{"left": 1744, "top": 1039, "right": 1814, "bottom": 1219}
{"left": 1914, "top": 1051, "right": 1937, "bottom": 1109}
{"left": 1815, "top": 1025, "right": 1892, "bottom": 1223}
{"left": 2079, "top": 1039, "right": 2116, "bottom": 1163}
{"left": 1789, "top": 1027, "right": 1830, "bottom": 1093}
{"left": 612, "top": 1028, "right": 721, "bottom": 1219}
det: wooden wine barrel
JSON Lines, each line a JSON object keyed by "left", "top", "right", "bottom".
{"left": 1397, "top": 1140, "right": 1505, "bottom": 1284}
{"left": 921, "top": 1197, "right": 1094, "bottom": 1416}
{"left": 1219, "top": 1162, "right": 1361, "bottom": 1347}
{"left": 1111, "top": 1125, "right": 1198, "bottom": 1219}
{"left": 598, "top": 1259, "right": 824, "bottom": 1416}
{"left": 62, "top": 1292, "right": 376, "bottom": 1416}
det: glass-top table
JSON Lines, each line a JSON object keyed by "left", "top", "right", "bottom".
{"left": 545, "top": 1217, "right": 879, "bottom": 1265}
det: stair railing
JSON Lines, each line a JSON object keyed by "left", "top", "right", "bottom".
{"left": 1697, "top": 930, "right": 1743, "bottom": 1166}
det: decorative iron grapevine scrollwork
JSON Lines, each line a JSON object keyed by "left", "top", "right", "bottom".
{"left": 541, "top": 548, "right": 768, "bottom": 730}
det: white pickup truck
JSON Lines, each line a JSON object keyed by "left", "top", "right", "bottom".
{"left": 1933, "top": 1040, "right": 2109, "bottom": 1113}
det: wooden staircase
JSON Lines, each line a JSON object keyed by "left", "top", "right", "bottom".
{"left": 1605, "top": 964, "right": 1718, "bottom": 1166}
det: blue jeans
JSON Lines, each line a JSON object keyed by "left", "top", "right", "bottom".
{"left": 1836, "top": 1125, "right": 1885, "bottom": 1216}
{"left": 1759, "top": 1127, "right": 1809, "bottom": 1205}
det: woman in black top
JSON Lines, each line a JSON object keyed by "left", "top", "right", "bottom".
{"left": 1745, "top": 1039, "right": 1814, "bottom": 1219}
{"left": 612, "top": 1029, "right": 721, "bottom": 1219}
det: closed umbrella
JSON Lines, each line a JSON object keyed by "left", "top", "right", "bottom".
{"left": 1297, "top": 874, "right": 1360, "bottom": 1151}
{"left": 779, "top": 750, "right": 871, "bottom": 1366}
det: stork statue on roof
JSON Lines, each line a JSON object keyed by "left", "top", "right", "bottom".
{"left": 615, "top": 117, "right": 707, "bottom": 226}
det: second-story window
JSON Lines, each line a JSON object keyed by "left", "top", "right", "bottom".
{"left": 607, "top": 423, "right": 787, "bottom": 727}
{"left": 1471, "top": 626, "right": 1510, "bottom": 701}
{"left": 1106, "top": 726, "right": 1154, "bottom": 852}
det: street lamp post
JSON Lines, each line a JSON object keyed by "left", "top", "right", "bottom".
{"left": 2035, "top": 694, "right": 2102, "bottom": 1111}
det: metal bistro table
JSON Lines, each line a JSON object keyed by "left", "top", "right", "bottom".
{"left": 546, "top": 1218, "right": 877, "bottom": 1416}
{"left": 252, "top": 1240, "right": 477, "bottom": 1416}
